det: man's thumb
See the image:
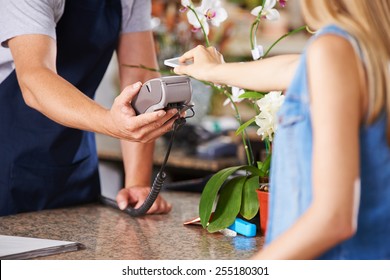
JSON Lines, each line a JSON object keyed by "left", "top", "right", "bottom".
{"left": 118, "top": 81, "right": 142, "bottom": 104}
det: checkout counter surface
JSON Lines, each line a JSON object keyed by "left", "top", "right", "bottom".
{"left": 0, "top": 191, "right": 263, "bottom": 259}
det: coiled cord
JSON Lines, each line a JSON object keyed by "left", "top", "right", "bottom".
{"left": 123, "top": 171, "right": 166, "bottom": 216}
{"left": 100, "top": 106, "right": 194, "bottom": 216}
{"left": 123, "top": 117, "right": 185, "bottom": 216}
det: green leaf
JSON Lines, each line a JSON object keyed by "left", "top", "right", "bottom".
{"left": 235, "top": 117, "right": 256, "bottom": 136}
{"left": 199, "top": 165, "right": 262, "bottom": 228}
{"left": 238, "top": 91, "right": 265, "bottom": 99}
{"left": 199, "top": 166, "right": 245, "bottom": 228}
{"left": 207, "top": 176, "right": 246, "bottom": 233}
{"left": 259, "top": 154, "right": 271, "bottom": 176}
{"left": 257, "top": 162, "right": 266, "bottom": 177}
{"left": 241, "top": 165, "right": 263, "bottom": 177}
{"left": 240, "top": 176, "right": 260, "bottom": 220}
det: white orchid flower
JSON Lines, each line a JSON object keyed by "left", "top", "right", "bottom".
{"left": 183, "top": 0, "right": 227, "bottom": 36}
{"left": 200, "top": 0, "right": 228, "bottom": 27}
{"left": 187, "top": 9, "right": 209, "bottom": 34}
{"left": 255, "top": 91, "right": 284, "bottom": 141}
{"left": 181, "top": 0, "right": 192, "bottom": 7}
{"left": 251, "top": 44, "right": 264, "bottom": 60}
{"left": 256, "top": 91, "right": 284, "bottom": 112}
{"left": 255, "top": 111, "right": 276, "bottom": 141}
{"left": 223, "top": 86, "right": 245, "bottom": 108}
{"left": 251, "top": 0, "right": 280, "bottom": 21}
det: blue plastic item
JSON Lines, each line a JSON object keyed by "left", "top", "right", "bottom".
{"left": 228, "top": 218, "right": 257, "bottom": 237}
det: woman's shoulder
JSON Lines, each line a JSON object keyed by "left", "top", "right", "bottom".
{"left": 307, "top": 31, "right": 356, "bottom": 63}
{"left": 307, "top": 24, "right": 363, "bottom": 63}
{"left": 305, "top": 25, "right": 366, "bottom": 121}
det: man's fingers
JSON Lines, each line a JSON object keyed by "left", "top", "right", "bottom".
{"left": 117, "top": 82, "right": 142, "bottom": 105}
{"left": 143, "top": 116, "right": 178, "bottom": 141}
{"left": 146, "top": 198, "right": 172, "bottom": 214}
{"left": 116, "top": 188, "right": 139, "bottom": 210}
{"left": 119, "top": 187, "right": 172, "bottom": 214}
{"left": 131, "top": 109, "right": 177, "bottom": 129}
{"left": 116, "top": 189, "right": 129, "bottom": 210}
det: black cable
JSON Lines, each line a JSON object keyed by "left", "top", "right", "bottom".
{"left": 100, "top": 106, "right": 194, "bottom": 217}
{"left": 122, "top": 117, "right": 185, "bottom": 216}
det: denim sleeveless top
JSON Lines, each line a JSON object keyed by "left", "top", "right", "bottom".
{"left": 0, "top": 0, "right": 122, "bottom": 216}
{"left": 266, "top": 25, "right": 390, "bottom": 259}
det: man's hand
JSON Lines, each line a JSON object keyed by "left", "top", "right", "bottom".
{"left": 108, "top": 81, "right": 179, "bottom": 143}
{"left": 116, "top": 186, "right": 172, "bottom": 214}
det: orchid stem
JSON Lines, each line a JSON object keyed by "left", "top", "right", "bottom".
{"left": 122, "top": 64, "right": 172, "bottom": 76}
{"left": 204, "top": 82, "right": 254, "bottom": 166}
{"left": 186, "top": 2, "right": 258, "bottom": 166}
{"left": 263, "top": 25, "right": 307, "bottom": 58}
{"left": 265, "top": 138, "right": 270, "bottom": 156}
{"left": 224, "top": 91, "right": 253, "bottom": 166}
{"left": 249, "top": 0, "right": 266, "bottom": 51}
{"left": 187, "top": 6, "right": 211, "bottom": 47}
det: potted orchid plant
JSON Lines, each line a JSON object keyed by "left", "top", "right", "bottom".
{"left": 178, "top": 0, "right": 307, "bottom": 234}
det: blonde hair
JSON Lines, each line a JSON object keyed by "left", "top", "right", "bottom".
{"left": 301, "top": 0, "right": 390, "bottom": 143}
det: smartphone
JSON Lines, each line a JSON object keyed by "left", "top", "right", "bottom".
{"left": 164, "top": 57, "right": 193, "bottom": 68}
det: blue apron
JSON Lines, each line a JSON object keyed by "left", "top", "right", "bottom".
{"left": 0, "top": 0, "right": 122, "bottom": 216}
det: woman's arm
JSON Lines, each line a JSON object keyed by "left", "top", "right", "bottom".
{"left": 174, "top": 45, "right": 299, "bottom": 92}
{"left": 252, "top": 34, "right": 364, "bottom": 259}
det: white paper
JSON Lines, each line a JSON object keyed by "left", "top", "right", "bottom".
{"left": 0, "top": 235, "right": 84, "bottom": 260}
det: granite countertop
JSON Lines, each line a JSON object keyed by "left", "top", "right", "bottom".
{"left": 0, "top": 191, "right": 264, "bottom": 260}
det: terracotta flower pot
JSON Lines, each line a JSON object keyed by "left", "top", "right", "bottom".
{"left": 256, "top": 188, "right": 269, "bottom": 236}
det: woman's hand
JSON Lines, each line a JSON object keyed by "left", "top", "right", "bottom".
{"left": 174, "top": 45, "right": 224, "bottom": 82}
